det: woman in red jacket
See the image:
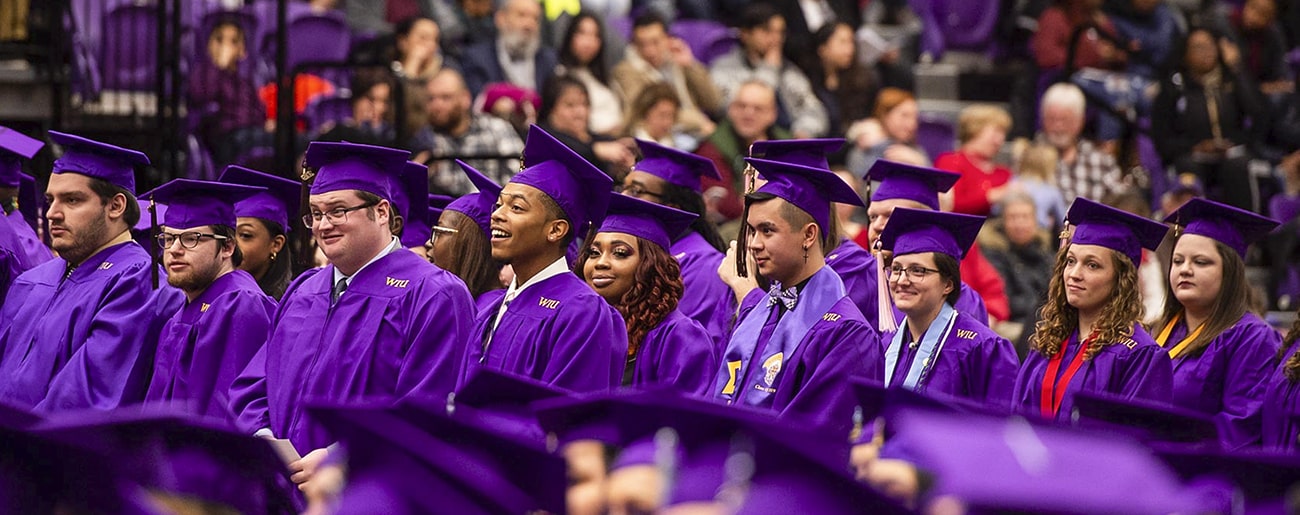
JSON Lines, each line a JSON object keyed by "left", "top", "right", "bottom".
{"left": 936, "top": 104, "right": 1015, "bottom": 216}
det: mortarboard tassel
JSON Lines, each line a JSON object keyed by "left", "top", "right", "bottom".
{"left": 149, "top": 197, "right": 158, "bottom": 290}
{"left": 875, "top": 240, "right": 897, "bottom": 333}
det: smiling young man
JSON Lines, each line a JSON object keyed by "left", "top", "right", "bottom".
{"left": 142, "top": 179, "right": 275, "bottom": 420}
{"left": 713, "top": 157, "right": 883, "bottom": 436}
{"left": 229, "top": 141, "right": 475, "bottom": 488}
{"left": 460, "top": 125, "right": 627, "bottom": 393}
{"left": 0, "top": 131, "right": 182, "bottom": 411}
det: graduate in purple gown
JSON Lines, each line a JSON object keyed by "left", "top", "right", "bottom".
{"left": 218, "top": 165, "right": 299, "bottom": 300}
{"left": 0, "top": 127, "right": 51, "bottom": 272}
{"left": 142, "top": 179, "right": 277, "bottom": 421}
{"left": 461, "top": 125, "right": 628, "bottom": 393}
{"left": 577, "top": 194, "right": 718, "bottom": 395}
{"left": 1264, "top": 323, "right": 1300, "bottom": 452}
{"left": 227, "top": 141, "right": 476, "bottom": 487}
{"left": 865, "top": 160, "right": 990, "bottom": 332}
{"left": 0, "top": 132, "right": 182, "bottom": 411}
{"left": 620, "top": 139, "right": 734, "bottom": 346}
{"left": 876, "top": 208, "right": 1019, "bottom": 409}
{"left": 713, "top": 157, "right": 884, "bottom": 436}
{"left": 1013, "top": 198, "right": 1173, "bottom": 420}
{"left": 1151, "top": 198, "right": 1281, "bottom": 449}
{"left": 393, "top": 160, "right": 433, "bottom": 256}
{"left": 429, "top": 160, "right": 505, "bottom": 310}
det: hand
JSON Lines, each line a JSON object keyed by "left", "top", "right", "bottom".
{"left": 668, "top": 37, "right": 696, "bottom": 67}
{"left": 289, "top": 447, "right": 330, "bottom": 487}
{"left": 718, "top": 240, "right": 759, "bottom": 303}
{"left": 1219, "top": 38, "right": 1241, "bottom": 68}
{"left": 301, "top": 462, "right": 345, "bottom": 514}
{"left": 490, "top": 97, "right": 518, "bottom": 119}
{"left": 763, "top": 45, "right": 783, "bottom": 68}
{"left": 864, "top": 459, "right": 921, "bottom": 509}
{"left": 592, "top": 141, "right": 635, "bottom": 167}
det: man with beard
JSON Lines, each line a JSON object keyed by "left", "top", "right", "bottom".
{"left": 1035, "top": 83, "right": 1128, "bottom": 203}
{"left": 458, "top": 0, "right": 556, "bottom": 98}
{"left": 410, "top": 68, "right": 524, "bottom": 196}
{"left": 0, "top": 131, "right": 182, "bottom": 411}
{"left": 142, "top": 179, "right": 276, "bottom": 420}
{"left": 229, "top": 141, "right": 475, "bottom": 491}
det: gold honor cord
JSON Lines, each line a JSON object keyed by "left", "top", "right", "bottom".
{"left": 1155, "top": 312, "right": 1206, "bottom": 359}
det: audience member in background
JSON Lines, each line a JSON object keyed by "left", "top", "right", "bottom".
{"left": 1268, "top": 152, "right": 1300, "bottom": 309}
{"left": 805, "top": 21, "right": 878, "bottom": 139}
{"left": 460, "top": 0, "right": 556, "bottom": 99}
{"left": 835, "top": 169, "right": 871, "bottom": 249}
{"left": 938, "top": 105, "right": 1015, "bottom": 217}
{"left": 314, "top": 69, "right": 396, "bottom": 146}
{"left": 846, "top": 88, "right": 931, "bottom": 177}
{"left": 1035, "top": 83, "right": 1127, "bottom": 203}
{"left": 188, "top": 18, "right": 271, "bottom": 166}
{"left": 979, "top": 193, "right": 1056, "bottom": 354}
{"left": 1107, "top": 0, "right": 1183, "bottom": 78}
{"left": 1013, "top": 144, "right": 1068, "bottom": 232}
{"left": 1032, "top": 0, "right": 1129, "bottom": 85}
{"left": 1229, "top": 0, "right": 1293, "bottom": 100}
{"left": 612, "top": 12, "right": 721, "bottom": 140}
{"left": 774, "top": 0, "right": 862, "bottom": 76}
{"left": 556, "top": 12, "right": 623, "bottom": 136}
{"left": 389, "top": 16, "right": 454, "bottom": 138}
{"left": 1151, "top": 26, "right": 1269, "bottom": 212}
{"left": 410, "top": 68, "right": 524, "bottom": 196}
{"left": 539, "top": 76, "right": 637, "bottom": 178}
{"left": 623, "top": 83, "right": 692, "bottom": 149}
{"left": 695, "top": 80, "right": 790, "bottom": 237}
{"left": 442, "top": 0, "right": 498, "bottom": 53}
{"left": 711, "top": 4, "right": 828, "bottom": 138}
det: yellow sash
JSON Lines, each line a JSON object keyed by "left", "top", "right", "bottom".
{"left": 1155, "top": 312, "right": 1205, "bottom": 359}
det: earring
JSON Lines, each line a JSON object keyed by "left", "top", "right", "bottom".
{"left": 803, "top": 245, "right": 809, "bottom": 264}
{"left": 270, "top": 252, "right": 277, "bottom": 263}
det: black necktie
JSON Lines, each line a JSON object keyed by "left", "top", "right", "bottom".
{"left": 332, "top": 277, "right": 348, "bottom": 304}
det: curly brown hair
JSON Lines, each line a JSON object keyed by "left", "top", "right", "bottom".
{"left": 575, "top": 236, "right": 683, "bottom": 357}
{"left": 1030, "top": 244, "right": 1143, "bottom": 360}
{"left": 1281, "top": 313, "right": 1300, "bottom": 382}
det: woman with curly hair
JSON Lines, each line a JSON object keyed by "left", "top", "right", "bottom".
{"left": 577, "top": 194, "right": 716, "bottom": 394}
{"left": 1012, "top": 198, "right": 1173, "bottom": 420}
{"left": 1154, "top": 198, "right": 1280, "bottom": 450}
{"left": 1265, "top": 313, "right": 1300, "bottom": 451}
{"left": 428, "top": 160, "right": 505, "bottom": 309}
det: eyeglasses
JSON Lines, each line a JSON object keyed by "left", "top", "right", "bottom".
{"left": 618, "top": 183, "right": 664, "bottom": 199}
{"left": 887, "top": 264, "right": 941, "bottom": 282}
{"left": 157, "top": 232, "right": 228, "bottom": 249}
{"left": 426, "top": 225, "right": 459, "bottom": 246}
{"left": 302, "top": 200, "right": 379, "bottom": 228}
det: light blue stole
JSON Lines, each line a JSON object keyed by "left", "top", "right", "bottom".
{"left": 884, "top": 302, "right": 958, "bottom": 390}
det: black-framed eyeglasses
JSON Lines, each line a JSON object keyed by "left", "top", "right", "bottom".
{"left": 426, "top": 225, "right": 459, "bottom": 246}
{"left": 887, "top": 264, "right": 941, "bottom": 282}
{"left": 157, "top": 232, "right": 228, "bottom": 249}
{"left": 618, "top": 183, "right": 664, "bottom": 199}
{"left": 302, "top": 200, "right": 379, "bottom": 228}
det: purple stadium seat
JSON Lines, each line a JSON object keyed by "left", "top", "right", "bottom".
{"left": 670, "top": 19, "right": 736, "bottom": 65}
{"left": 304, "top": 94, "right": 355, "bottom": 134}
{"left": 186, "top": 133, "right": 216, "bottom": 180}
{"left": 100, "top": 3, "right": 159, "bottom": 91}
{"left": 609, "top": 16, "right": 632, "bottom": 42}
{"left": 915, "top": 115, "right": 956, "bottom": 161}
{"left": 261, "top": 13, "right": 351, "bottom": 77}
{"left": 910, "top": 0, "right": 1001, "bottom": 60}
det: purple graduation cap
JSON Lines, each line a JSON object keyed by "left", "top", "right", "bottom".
{"left": 218, "top": 165, "right": 302, "bottom": 233}
{"left": 598, "top": 194, "right": 698, "bottom": 252}
{"left": 0, "top": 126, "right": 44, "bottom": 188}
{"left": 745, "top": 157, "right": 863, "bottom": 232}
{"left": 310, "top": 401, "right": 568, "bottom": 514}
{"left": 1067, "top": 197, "right": 1168, "bottom": 266}
{"left": 303, "top": 141, "right": 410, "bottom": 199}
{"left": 445, "top": 159, "right": 502, "bottom": 237}
{"left": 395, "top": 161, "right": 432, "bottom": 247}
{"left": 142, "top": 178, "right": 266, "bottom": 229}
{"left": 428, "top": 194, "right": 454, "bottom": 224}
{"left": 1070, "top": 391, "right": 1218, "bottom": 444}
{"left": 633, "top": 138, "right": 721, "bottom": 192}
{"left": 0, "top": 421, "right": 162, "bottom": 515}
{"left": 1154, "top": 445, "right": 1300, "bottom": 511}
{"left": 748, "top": 138, "right": 845, "bottom": 170}
{"left": 514, "top": 125, "right": 614, "bottom": 236}
{"left": 400, "top": 367, "right": 570, "bottom": 444}
{"left": 1163, "top": 197, "right": 1280, "bottom": 258}
{"left": 876, "top": 207, "right": 986, "bottom": 259}
{"left": 49, "top": 131, "right": 150, "bottom": 194}
{"left": 867, "top": 160, "right": 960, "bottom": 210}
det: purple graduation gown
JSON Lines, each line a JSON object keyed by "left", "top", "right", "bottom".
{"left": 1161, "top": 312, "right": 1280, "bottom": 450}
{"left": 229, "top": 250, "right": 475, "bottom": 454}
{"left": 670, "top": 232, "right": 735, "bottom": 347}
{"left": 463, "top": 272, "right": 628, "bottom": 393}
{"left": 145, "top": 270, "right": 276, "bottom": 420}
{"left": 714, "top": 266, "right": 884, "bottom": 436}
{"left": 0, "top": 241, "right": 182, "bottom": 411}
{"left": 884, "top": 310, "right": 1020, "bottom": 410}
{"left": 1263, "top": 344, "right": 1300, "bottom": 452}
{"left": 475, "top": 288, "right": 506, "bottom": 316}
{"left": 826, "top": 239, "right": 990, "bottom": 330}
{"left": 4, "top": 210, "right": 51, "bottom": 268}
{"left": 1012, "top": 324, "right": 1173, "bottom": 421}
{"left": 631, "top": 310, "right": 718, "bottom": 396}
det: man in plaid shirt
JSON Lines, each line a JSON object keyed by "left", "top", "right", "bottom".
{"left": 1036, "top": 83, "right": 1128, "bottom": 203}
{"left": 411, "top": 68, "right": 524, "bottom": 196}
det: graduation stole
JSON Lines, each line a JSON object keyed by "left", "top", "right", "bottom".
{"left": 1040, "top": 331, "right": 1096, "bottom": 418}
{"left": 715, "top": 266, "right": 845, "bottom": 408}
{"left": 1154, "top": 312, "right": 1205, "bottom": 359}
{"left": 883, "top": 302, "right": 958, "bottom": 390}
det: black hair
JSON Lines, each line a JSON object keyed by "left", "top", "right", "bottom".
{"left": 211, "top": 224, "right": 244, "bottom": 268}
{"left": 88, "top": 177, "right": 139, "bottom": 228}
{"left": 736, "top": 3, "right": 781, "bottom": 30}
{"left": 394, "top": 15, "right": 436, "bottom": 40}
{"left": 660, "top": 182, "right": 726, "bottom": 252}
{"left": 538, "top": 75, "right": 589, "bottom": 125}
{"left": 632, "top": 11, "right": 669, "bottom": 32}
{"left": 559, "top": 11, "right": 610, "bottom": 84}
{"left": 250, "top": 217, "right": 293, "bottom": 301}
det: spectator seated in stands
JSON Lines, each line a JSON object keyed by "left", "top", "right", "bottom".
{"left": 1268, "top": 151, "right": 1300, "bottom": 309}
{"left": 313, "top": 70, "right": 395, "bottom": 146}
{"left": 695, "top": 80, "right": 791, "bottom": 239}
{"left": 389, "top": 16, "right": 458, "bottom": 138}
{"left": 538, "top": 75, "right": 636, "bottom": 179}
{"left": 612, "top": 12, "right": 721, "bottom": 141}
{"left": 622, "top": 82, "right": 695, "bottom": 150}
{"left": 459, "top": 0, "right": 557, "bottom": 102}
{"left": 1034, "top": 83, "right": 1129, "bottom": 203}
{"left": 846, "top": 88, "right": 931, "bottom": 177}
{"left": 555, "top": 11, "right": 622, "bottom": 137}
{"left": 978, "top": 192, "right": 1056, "bottom": 355}
{"left": 710, "top": 4, "right": 829, "bottom": 139}
{"left": 1106, "top": 0, "right": 1182, "bottom": 79}
{"left": 410, "top": 68, "right": 524, "bottom": 196}
{"left": 188, "top": 18, "right": 273, "bottom": 167}
{"left": 1229, "top": 0, "right": 1293, "bottom": 101}
{"left": 937, "top": 104, "right": 1015, "bottom": 217}
{"left": 804, "top": 21, "right": 878, "bottom": 139}
{"left": 1011, "top": 143, "right": 1068, "bottom": 233}
{"left": 776, "top": 0, "right": 862, "bottom": 79}
{"left": 1151, "top": 26, "right": 1270, "bottom": 212}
